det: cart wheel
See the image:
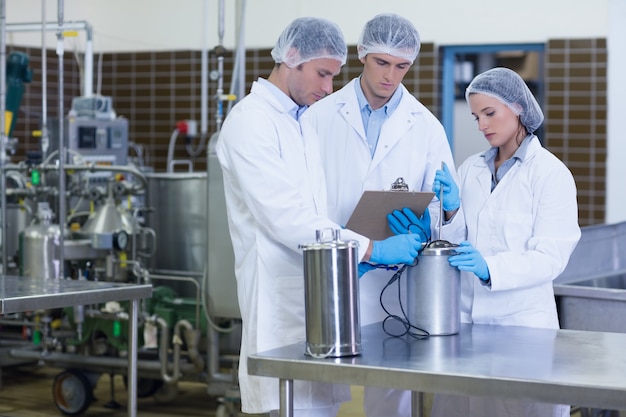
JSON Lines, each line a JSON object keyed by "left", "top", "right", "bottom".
{"left": 52, "top": 369, "right": 95, "bottom": 416}
{"left": 123, "top": 376, "right": 164, "bottom": 398}
{"left": 153, "top": 382, "right": 179, "bottom": 403}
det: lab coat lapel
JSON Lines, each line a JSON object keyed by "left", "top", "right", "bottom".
{"left": 370, "top": 88, "right": 416, "bottom": 170}
{"left": 372, "top": 110, "right": 414, "bottom": 166}
{"left": 338, "top": 91, "right": 367, "bottom": 142}
{"left": 472, "top": 158, "right": 493, "bottom": 200}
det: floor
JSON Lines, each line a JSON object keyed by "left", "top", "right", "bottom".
{"left": 0, "top": 365, "right": 620, "bottom": 417}
{"left": 0, "top": 365, "right": 367, "bottom": 417}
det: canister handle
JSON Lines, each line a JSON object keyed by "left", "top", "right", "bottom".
{"left": 316, "top": 228, "right": 339, "bottom": 243}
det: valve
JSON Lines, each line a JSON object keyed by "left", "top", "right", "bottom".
{"left": 176, "top": 119, "right": 198, "bottom": 138}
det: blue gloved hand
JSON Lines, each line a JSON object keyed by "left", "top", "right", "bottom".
{"left": 371, "top": 234, "right": 423, "bottom": 265}
{"left": 432, "top": 162, "right": 460, "bottom": 211}
{"left": 387, "top": 207, "right": 431, "bottom": 242}
{"left": 358, "top": 262, "right": 376, "bottom": 278}
{"left": 448, "top": 241, "right": 490, "bottom": 281}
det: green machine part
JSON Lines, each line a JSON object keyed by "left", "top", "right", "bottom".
{"left": 5, "top": 51, "right": 33, "bottom": 137}
{"left": 148, "top": 285, "right": 207, "bottom": 332}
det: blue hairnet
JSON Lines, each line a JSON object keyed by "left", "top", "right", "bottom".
{"left": 465, "top": 67, "right": 544, "bottom": 133}
{"left": 357, "top": 13, "right": 421, "bottom": 63}
{"left": 270, "top": 17, "right": 347, "bottom": 67}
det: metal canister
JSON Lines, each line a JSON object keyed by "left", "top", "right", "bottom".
{"left": 407, "top": 241, "right": 460, "bottom": 336}
{"left": 19, "top": 203, "right": 66, "bottom": 280}
{"left": 299, "top": 229, "right": 361, "bottom": 358}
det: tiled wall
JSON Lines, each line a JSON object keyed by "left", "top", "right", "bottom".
{"left": 8, "top": 39, "right": 606, "bottom": 226}
{"left": 544, "top": 39, "right": 607, "bottom": 226}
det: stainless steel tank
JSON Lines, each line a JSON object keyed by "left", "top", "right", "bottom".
{"left": 145, "top": 172, "right": 208, "bottom": 276}
{"left": 4, "top": 202, "right": 31, "bottom": 269}
{"left": 145, "top": 172, "right": 207, "bottom": 299}
{"left": 4, "top": 170, "right": 33, "bottom": 272}
{"left": 206, "top": 144, "right": 239, "bottom": 319}
{"left": 300, "top": 229, "right": 361, "bottom": 358}
{"left": 407, "top": 241, "right": 460, "bottom": 336}
{"left": 19, "top": 203, "right": 66, "bottom": 280}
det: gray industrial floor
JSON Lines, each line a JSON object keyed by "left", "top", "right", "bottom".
{"left": 0, "top": 365, "right": 617, "bottom": 417}
{"left": 0, "top": 365, "right": 365, "bottom": 417}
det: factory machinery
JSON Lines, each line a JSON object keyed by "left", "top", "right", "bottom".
{"left": 0, "top": 0, "right": 248, "bottom": 414}
{"left": 1, "top": 73, "right": 242, "bottom": 416}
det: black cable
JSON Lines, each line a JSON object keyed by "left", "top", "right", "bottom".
{"left": 407, "top": 222, "right": 430, "bottom": 243}
{"left": 379, "top": 263, "right": 430, "bottom": 340}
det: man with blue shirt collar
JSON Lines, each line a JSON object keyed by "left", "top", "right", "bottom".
{"left": 304, "top": 13, "right": 466, "bottom": 417}
{"left": 216, "top": 16, "right": 425, "bottom": 417}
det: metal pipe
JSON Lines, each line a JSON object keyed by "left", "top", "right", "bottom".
{"left": 128, "top": 298, "right": 138, "bottom": 417}
{"left": 201, "top": 0, "right": 208, "bottom": 137}
{"left": 215, "top": 0, "right": 225, "bottom": 134}
{"left": 40, "top": 0, "right": 49, "bottom": 158}
{"left": 411, "top": 391, "right": 424, "bottom": 417}
{"left": 175, "top": 319, "right": 205, "bottom": 372}
{"left": 2, "top": 161, "right": 148, "bottom": 191}
{"left": 56, "top": 0, "right": 66, "bottom": 279}
{"left": 439, "top": 161, "right": 444, "bottom": 241}
{"left": 230, "top": 0, "right": 247, "bottom": 110}
{"left": 156, "top": 316, "right": 175, "bottom": 383}
{"left": 1, "top": 0, "right": 7, "bottom": 274}
{"left": 207, "top": 326, "right": 233, "bottom": 384}
{"left": 279, "top": 379, "right": 294, "bottom": 417}
{"left": 9, "top": 348, "right": 199, "bottom": 375}
{"left": 0, "top": 319, "right": 39, "bottom": 327}
{"left": 6, "top": 20, "right": 94, "bottom": 97}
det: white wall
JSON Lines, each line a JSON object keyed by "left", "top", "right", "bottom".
{"left": 5, "top": 0, "right": 610, "bottom": 52}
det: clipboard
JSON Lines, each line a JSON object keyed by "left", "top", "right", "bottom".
{"left": 345, "top": 190, "right": 435, "bottom": 240}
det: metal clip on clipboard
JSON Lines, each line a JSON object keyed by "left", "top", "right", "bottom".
{"left": 390, "top": 177, "right": 409, "bottom": 191}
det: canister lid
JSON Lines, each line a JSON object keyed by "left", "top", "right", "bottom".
{"left": 421, "top": 239, "right": 459, "bottom": 256}
{"left": 299, "top": 228, "right": 359, "bottom": 251}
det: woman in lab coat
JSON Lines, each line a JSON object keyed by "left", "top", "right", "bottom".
{"left": 431, "top": 67, "right": 581, "bottom": 417}
{"left": 216, "top": 17, "right": 423, "bottom": 417}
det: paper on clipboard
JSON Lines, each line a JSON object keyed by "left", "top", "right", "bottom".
{"left": 345, "top": 190, "right": 435, "bottom": 241}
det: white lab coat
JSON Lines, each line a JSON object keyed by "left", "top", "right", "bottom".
{"left": 304, "top": 79, "right": 465, "bottom": 417}
{"left": 216, "top": 80, "right": 369, "bottom": 414}
{"left": 431, "top": 136, "right": 581, "bottom": 417}
{"left": 304, "top": 79, "right": 465, "bottom": 326}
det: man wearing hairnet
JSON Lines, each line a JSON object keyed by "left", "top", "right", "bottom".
{"left": 431, "top": 67, "right": 581, "bottom": 416}
{"left": 216, "top": 17, "right": 424, "bottom": 417}
{"left": 304, "top": 13, "right": 465, "bottom": 417}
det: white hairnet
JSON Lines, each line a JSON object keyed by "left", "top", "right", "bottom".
{"left": 465, "top": 67, "right": 544, "bottom": 133}
{"left": 270, "top": 17, "right": 347, "bottom": 67}
{"left": 357, "top": 13, "right": 421, "bottom": 63}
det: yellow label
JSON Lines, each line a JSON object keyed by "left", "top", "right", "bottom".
{"left": 4, "top": 111, "right": 13, "bottom": 136}
{"left": 119, "top": 251, "right": 127, "bottom": 268}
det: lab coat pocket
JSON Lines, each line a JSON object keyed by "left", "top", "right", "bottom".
{"left": 495, "top": 208, "right": 533, "bottom": 249}
{"left": 273, "top": 275, "right": 306, "bottom": 343}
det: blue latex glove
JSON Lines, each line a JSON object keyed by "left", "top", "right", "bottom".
{"left": 387, "top": 207, "right": 431, "bottom": 242}
{"left": 358, "top": 262, "right": 376, "bottom": 278}
{"left": 432, "top": 162, "right": 460, "bottom": 211}
{"left": 371, "top": 234, "right": 423, "bottom": 265}
{"left": 448, "top": 241, "right": 490, "bottom": 281}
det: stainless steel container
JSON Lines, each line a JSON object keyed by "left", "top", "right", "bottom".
{"left": 19, "top": 203, "right": 66, "bottom": 280}
{"left": 299, "top": 229, "right": 361, "bottom": 358}
{"left": 145, "top": 172, "right": 207, "bottom": 275}
{"left": 407, "top": 242, "right": 460, "bottom": 336}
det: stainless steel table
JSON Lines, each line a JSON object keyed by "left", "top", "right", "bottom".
{"left": 248, "top": 322, "right": 626, "bottom": 417}
{"left": 1, "top": 275, "right": 152, "bottom": 417}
